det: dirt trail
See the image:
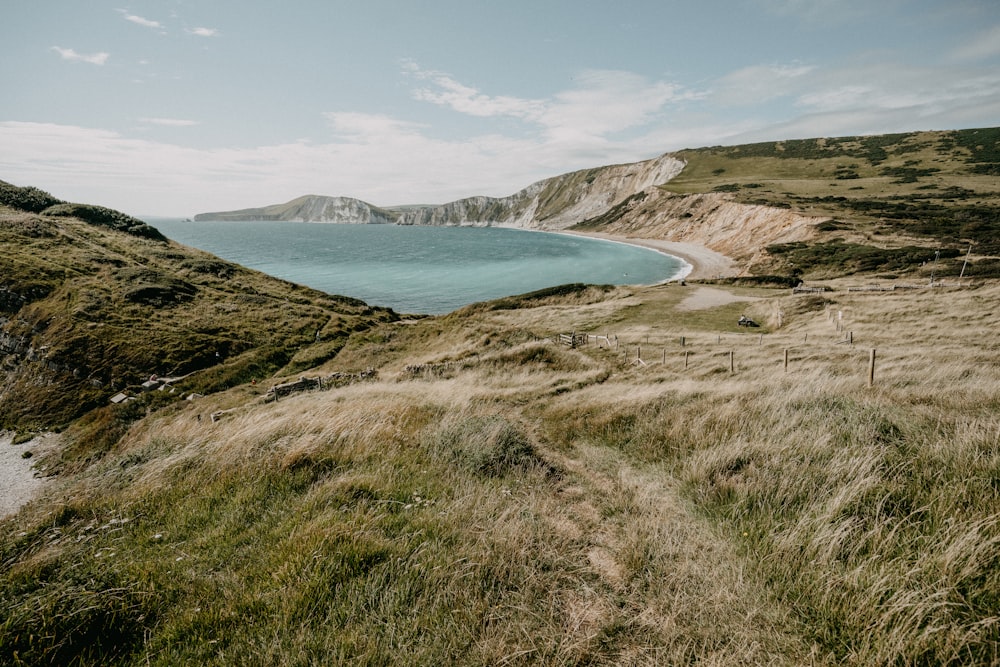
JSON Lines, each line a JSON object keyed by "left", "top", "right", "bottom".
{"left": 542, "top": 441, "right": 826, "bottom": 664}
{"left": 0, "top": 433, "right": 55, "bottom": 519}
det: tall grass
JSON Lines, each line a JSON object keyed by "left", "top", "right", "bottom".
{"left": 3, "top": 281, "right": 999, "bottom": 664}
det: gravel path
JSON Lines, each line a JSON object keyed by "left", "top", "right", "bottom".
{"left": 0, "top": 433, "right": 55, "bottom": 519}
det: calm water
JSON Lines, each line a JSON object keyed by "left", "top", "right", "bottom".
{"left": 148, "top": 219, "right": 687, "bottom": 314}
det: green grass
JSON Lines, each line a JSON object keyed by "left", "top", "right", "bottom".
{"left": 0, "top": 195, "right": 395, "bottom": 440}
{"left": 658, "top": 129, "right": 1000, "bottom": 272}
{"left": 4, "top": 279, "right": 1000, "bottom": 664}
{"left": 3, "top": 145, "right": 1000, "bottom": 665}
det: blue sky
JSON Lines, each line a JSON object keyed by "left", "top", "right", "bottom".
{"left": 2, "top": 0, "right": 999, "bottom": 216}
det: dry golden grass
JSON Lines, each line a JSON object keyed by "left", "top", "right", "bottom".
{"left": 3, "top": 279, "right": 999, "bottom": 665}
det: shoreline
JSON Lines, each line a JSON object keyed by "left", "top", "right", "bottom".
{"left": 560, "top": 230, "right": 740, "bottom": 281}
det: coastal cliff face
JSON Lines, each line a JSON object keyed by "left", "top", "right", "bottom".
{"left": 575, "top": 188, "right": 821, "bottom": 268}
{"left": 394, "top": 153, "right": 686, "bottom": 229}
{"left": 194, "top": 154, "right": 687, "bottom": 229}
{"left": 194, "top": 195, "right": 397, "bottom": 224}
{"left": 192, "top": 152, "right": 821, "bottom": 272}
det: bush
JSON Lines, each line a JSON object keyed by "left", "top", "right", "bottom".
{"left": 42, "top": 204, "right": 167, "bottom": 242}
{"left": 0, "top": 180, "right": 61, "bottom": 212}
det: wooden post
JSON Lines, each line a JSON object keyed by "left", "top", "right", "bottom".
{"left": 662, "top": 348, "right": 666, "bottom": 364}
{"left": 680, "top": 336, "right": 685, "bottom": 347}
{"left": 684, "top": 350, "right": 689, "bottom": 370}
{"left": 729, "top": 350, "right": 735, "bottom": 373}
{"left": 758, "top": 333, "right": 763, "bottom": 345}
{"left": 868, "top": 349, "right": 876, "bottom": 388}
{"left": 848, "top": 331, "right": 853, "bottom": 345}
{"left": 783, "top": 348, "right": 789, "bottom": 372}
{"left": 637, "top": 346, "right": 641, "bottom": 362}
{"left": 804, "top": 333, "right": 808, "bottom": 343}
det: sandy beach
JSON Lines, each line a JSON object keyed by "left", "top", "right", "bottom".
{"left": 565, "top": 230, "right": 740, "bottom": 280}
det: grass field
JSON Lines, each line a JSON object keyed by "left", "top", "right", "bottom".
{"left": 656, "top": 129, "right": 1000, "bottom": 277}
{"left": 4, "top": 278, "right": 998, "bottom": 665}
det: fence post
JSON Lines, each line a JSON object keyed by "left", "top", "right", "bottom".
{"left": 868, "top": 349, "right": 876, "bottom": 388}
{"left": 684, "top": 350, "right": 689, "bottom": 370}
{"left": 729, "top": 350, "right": 735, "bottom": 373}
{"left": 783, "top": 348, "right": 789, "bottom": 372}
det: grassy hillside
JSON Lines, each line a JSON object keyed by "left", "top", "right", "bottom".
{"left": 660, "top": 128, "right": 1000, "bottom": 278}
{"left": 3, "top": 276, "right": 999, "bottom": 665}
{"left": 2, "top": 136, "right": 999, "bottom": 665}
{"left": 0, "top": 181, "right": 397, "bottom": 439}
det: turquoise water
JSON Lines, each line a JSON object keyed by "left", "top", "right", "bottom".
{"left": 148, "top": 219, "right": 686, "bottom": 314}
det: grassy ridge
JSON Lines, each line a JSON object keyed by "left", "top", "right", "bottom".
{"left": 4, "top": 278, "right": 999, "bottom": 664}
{"left": 660, "top": 128, "right": 1000, "bottom": 277}
{"left": 2, "top": 133, "right": 1000, "bottom": 664}
{"left": 0, "top": 183, "right": 396, "bottom": 437}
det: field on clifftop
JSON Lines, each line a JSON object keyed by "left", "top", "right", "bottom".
{"left": 659, "top": 128, "right": 1000, "bottom": 279}
{"left": 4, "top": 277, "right": 999, "bottom": 665}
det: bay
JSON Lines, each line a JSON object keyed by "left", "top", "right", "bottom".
{"left": 147, "top": 219, "right": 687, "bottom": 314}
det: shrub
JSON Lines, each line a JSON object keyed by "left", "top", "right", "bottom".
{"left": 0, "top": 180, "right": 61, "bottom": 212}
{"left": 42, "top": 204, "right": 167, "bottom": 242}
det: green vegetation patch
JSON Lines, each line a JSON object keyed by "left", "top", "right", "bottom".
{"left": 766, "top": 241, "right": 959, "bottom": 277}
{"left": 0, "top": 180, "right": 62, "bottom": 213}
{"left": 42, "top": 203, "right": 167, "bottom": 242}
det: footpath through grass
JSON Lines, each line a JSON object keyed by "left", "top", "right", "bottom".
{"left": 3, "top": 280, "right": 1000, "bottom": 664}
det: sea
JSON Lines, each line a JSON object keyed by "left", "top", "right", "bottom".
{"left": 147, "top": 219, "right": 688, "bottom": 315}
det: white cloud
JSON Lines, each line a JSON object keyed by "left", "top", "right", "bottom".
{"left": 5, "top": 54, "right": 1000, "bottom": 217}
{"left": 541, "top": 70, "right": 696, "bottom": 140}
{"left": 140, "top": 118, "right": 201, "bottom": 127}
{"left": 403, "top": 62, "right": 544, "bottom": 120}
{"left": 51, "top": 47, "right": 110, "bottom": 65}
{"left": 950, "top": 24, "right": 1000, "bottom": 62}
{"left": 121, "top": 12, "right": 162, "bottom": 29}
{"left": 324, "top": 112, "right": 426, "bottom": 141}
{"left": 794, "top": 62, "right": 1000, "bottom": 116}
{"left": 713, "top": 64, "right": 815, "bottom": 105}
{"left": 403, "top": 62, "right": 696, "bottom": 146}
{"left": 187, "top": 27, "right": 219, "bottom": 38}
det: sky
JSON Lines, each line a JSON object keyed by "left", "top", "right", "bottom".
{"left": 2, "top": 0, "right": 999, "bottom": 217}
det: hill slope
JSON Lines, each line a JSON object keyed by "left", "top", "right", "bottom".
{"left": 580, "top": 128, "right": 1000, "bottom": 278}
{"left": 3, "top": 274, "right": 999, "bottom": 664}
{"left": 0, "top": 181, "right": 396, "bottom": 436}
